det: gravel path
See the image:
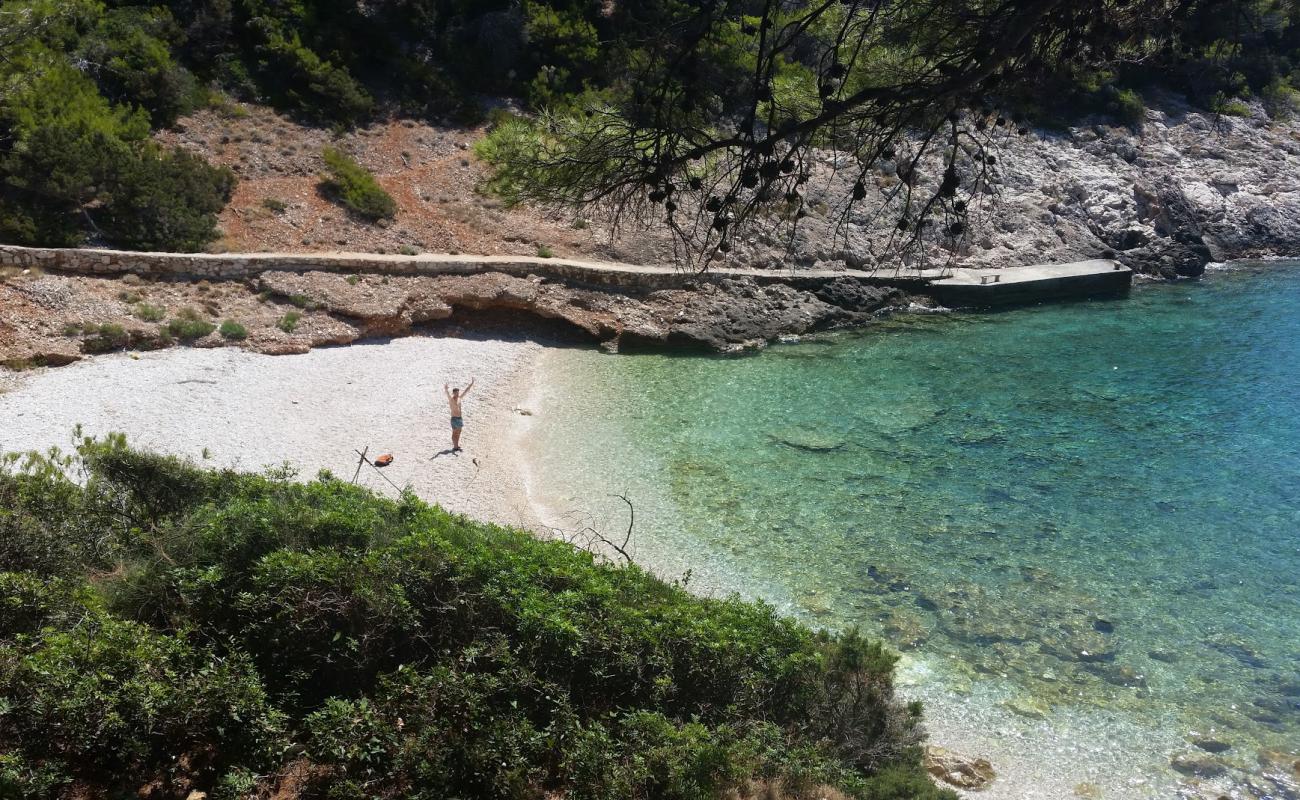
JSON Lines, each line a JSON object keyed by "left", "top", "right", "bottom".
{"left": 0, "top": 335, "right": 544, "bottom": 529}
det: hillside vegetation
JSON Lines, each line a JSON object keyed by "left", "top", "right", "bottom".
{"left": 1, "top": 0, "right": 1299, "bottom": 252}
{"left": 0, "top": 437, "right": 953, "bottom": 800}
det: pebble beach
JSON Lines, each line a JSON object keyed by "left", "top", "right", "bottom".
{"left": 0, "top": 335, "right": 544, "bottom": 531}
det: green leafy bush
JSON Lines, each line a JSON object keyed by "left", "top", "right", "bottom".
{"left": 261, "top": 197, "right": 288, "bottom": 213}
{"left": 98, "top": 145, "right": 235, "bottom": 252}
{"left": 166, "top": 307, "right": 216, "bottom": 340}
{"left": 0, "top": 441, "right": 953, "bottom": 800}
{"left": 1211, "top": 93, "right": 1254, "bottom": 117}
{"left": 254, "top": 28, "right": 375, "bottom": 123}
{"left": 218, "top": 319, "right": 248, "bottom": 340}
{"left": 82, "top": 323, "right": 130, "bottom": 353}
{"left": 278, "top": 311, "right": 302, "bottom": 333}
{"left": 319, "top": 147, "right": 396, "bottom": 221}
{"left": 0, "top": 48, "right": 230, "bottom": 251}
{"left": 1109, "top": 88, "right": 1146, "bottom": 126}
{"left": 0, "top": 609, "right": 286, "bottom": 793}
{"left": 133, "top": 302, "right": 166, "bottom": 322}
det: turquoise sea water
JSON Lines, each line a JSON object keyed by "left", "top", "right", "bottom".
{"left": 527, "top": 262, "right": 1300, "bottom": 798}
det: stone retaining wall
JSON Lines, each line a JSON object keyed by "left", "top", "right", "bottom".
{"left": 0, "top": 244, "right": 705, "bottom": 288}
{"left": 0, "top": 244, "right": 943, "bottom": 294}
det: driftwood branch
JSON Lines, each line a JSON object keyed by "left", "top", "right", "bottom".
{"left": 543, "top": 494, "right": 638, "bottom": 566}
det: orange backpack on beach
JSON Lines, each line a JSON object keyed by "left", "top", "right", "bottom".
{"left": 374, "top": 454, "right": 394, "bottom": 467}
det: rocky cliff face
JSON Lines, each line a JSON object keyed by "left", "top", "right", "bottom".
{"left": 652, "top": 97, "right": 1300, "bottom": 280}
{"left": 969, "top": 102, "right": 1300, "bottom": 278}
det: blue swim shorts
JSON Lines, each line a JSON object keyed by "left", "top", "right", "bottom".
{"left": 451, "top": 416, "right": 464, "bottom": 430}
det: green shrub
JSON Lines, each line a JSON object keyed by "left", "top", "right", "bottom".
{"left": 132, "top": 302, "right": 165, "bottom": 322}
{"left": 346, "top": 274, "right": 360, "bottom": 286}
{"left": 1261, "top": 79, "right": 1300, "bottom": 119}
{"left": 0, "top": 612, "right": 285, "bottom": 792}
{"left": 261, "top": 197, "right": 288, "bottom": 213}
{"left": 398, "top": 244, "right": 418, "bottom": 256}
{"left": 218, "top": 319, "right": 248, "bottom": 340}
{"left": 76, "top": 5, "right": 200, "bottom": 127}
{"left": 287, "top": 293, "right": 311, "bottom": 308}
{"left": 1109, "top": 88, "right": 1146, "bottom": 126}
{"left": 536, "top": 244, "right": 554, "bottom": 258}
{"left": 0, "top": 442, "right": 953, "bottom": 800}
{"left": 255, "top": 29, "right": 374, "bottom": 123}
{"left": 166, "top": 307, "right": 216, "bottom": 340}
{"left": 278, "top": 311, "right": 302, "bottom": 333}
{"left": 83, "top": 323, "right": 130, "bottom": 353}
{"left": 319, "top": 147, "right": 396, "bottom": 221}
{"left": 98, "top": 145, "right": 236, "bottom": 252}
{"left": 1210, "top": 93, "right": 1254, "bottom": 117}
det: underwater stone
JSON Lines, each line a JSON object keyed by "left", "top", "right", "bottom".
{"left": 1005, "top": 695, "right": 1051, "bottom": 720}
{"left": 925, "top": 746, "right": 997, "bottom": 790}
{"left": 767, "top": 428, "right": 847, "bottom": 452}
{"left": 1170, "top": 754, "right": 1228, "bottom": 778}
{"left": 1257, "top": 748, "right": 1300, "bottom": 782}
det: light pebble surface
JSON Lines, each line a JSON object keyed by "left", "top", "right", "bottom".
{"left": 0, "top": 336, "right": 543, "bottom": 530}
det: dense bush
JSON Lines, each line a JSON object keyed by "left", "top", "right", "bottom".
{"left": 319, "top": 147, "right": 397, "bottom": 221}
{"left": 99, "top": 145, "right": 235, "bottom": 252}
{"left": 82, "top": 322, "right": 130, "bottom": 353}
{"left": 166, "top": 307, "right": 217, "bottom": 339}
{"left": 133, "top": 302, "right": 166, "bottom": 322}
{"left": 0, "top": 4, "right": 230, "bottom": 251}
{"left": 0, "top": 440, "right": 953, "bottom": 800}
{"left": 219, "top": 319, "right": 248, "bottom": 340}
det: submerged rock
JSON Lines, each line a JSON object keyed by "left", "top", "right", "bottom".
{"left": 925, "top": 746, "right": 997, "bottom": 790}
{"left": 1004, "top": 695, "right": 1051, "bottom": 720}
{"left": 768, "top": 428, "right": 847, "bottom": 452}
{"left": 1192, "top": 737, "right": 1232, "bottom": 754}
{"left": 1257, "top": 748, "right": 1300, "bottom": 782}
{"left": 1148, "top": 649, "right": 1180, "bottom": 663}
{"left": 1170, "top": 753, "right": 1229, "bottom": 778}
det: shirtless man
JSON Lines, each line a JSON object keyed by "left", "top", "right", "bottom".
{"left": 443, "top": 377, "right": 474, "bottom": 452}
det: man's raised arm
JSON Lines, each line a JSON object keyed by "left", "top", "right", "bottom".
{"left": 462, "top": 377, "right": 476, "bottom": 396}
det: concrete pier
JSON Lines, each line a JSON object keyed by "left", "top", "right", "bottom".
{"left": 926, "top": 259, "right": 1132, "bottom": 307}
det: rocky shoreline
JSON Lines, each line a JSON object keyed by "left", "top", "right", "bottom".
{"left": 0, "top": 265, "right": 915, "bottom": 369}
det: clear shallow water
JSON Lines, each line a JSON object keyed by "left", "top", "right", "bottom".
{"left": 527, "top": 263, "right": 1300, "bottom": 798}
